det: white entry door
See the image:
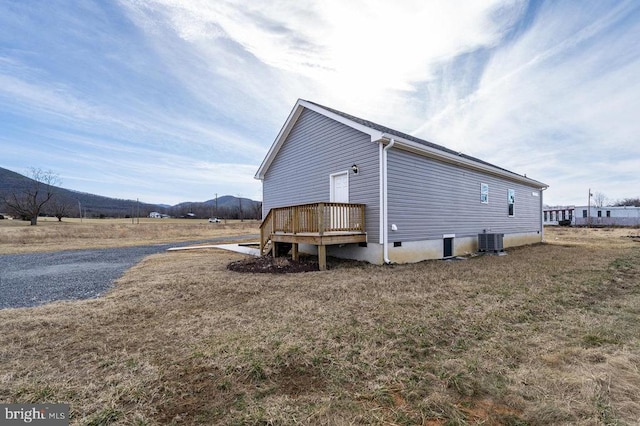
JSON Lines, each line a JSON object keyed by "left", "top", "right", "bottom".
{"left": 331, "top": 172, "right": 349, "bottom": 203}
{"left": 330, "top": 172, "right": 349, "bottom": 230}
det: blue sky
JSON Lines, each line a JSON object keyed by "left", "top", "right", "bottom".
{"left": 1, "top": 0, "right": 638, "bottom": 206}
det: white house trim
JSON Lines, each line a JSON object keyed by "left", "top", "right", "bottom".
{"left": 255, "top": 105, "right": 304, "bottom": 181}
{"left": 255, "top": 99, "right": 383, "bottom": 180}
{"left": 256, "top": 100, "right": 548, "bottom": 192}
{"left": 377, "top": 134, "right": 547, "bottom": 190}
{"left": 382, "top": 138, "right": 395, "bottom": 264}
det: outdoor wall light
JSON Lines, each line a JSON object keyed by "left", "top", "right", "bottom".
{"left": 351, "top": 164, "right": 359, "bottom": 174}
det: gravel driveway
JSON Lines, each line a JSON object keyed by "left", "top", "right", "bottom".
{"left": 0, "top": 235, "right": 258, "bottom": 309}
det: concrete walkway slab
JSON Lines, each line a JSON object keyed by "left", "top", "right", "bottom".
{"left": 167, "top": 243, "right": 261, "bottom": 257}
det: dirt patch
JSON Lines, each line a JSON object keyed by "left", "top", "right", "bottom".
{"left": 157, "top": 360, "right": 229, "bottom": 424}
{"left": 273, "top": 363, "right": 328, "bottom": 397}
{"left": 459, "top": 398, "right": 525, "bottom": 425}
{"left": 227, "top": 255, "right": 320, "bottom": 273}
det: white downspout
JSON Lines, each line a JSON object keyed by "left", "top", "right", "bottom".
{"left": 379, "top": 143, "right": 384, "bottom": 245}
{"left": 540, "top": 187, "right": 547, "bottom": 242}
{"left": 383, "top": 138, "right": 395, "bottom": 264}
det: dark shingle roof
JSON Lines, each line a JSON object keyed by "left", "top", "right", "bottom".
{"left": 304, "top": 99, "right": 519, "bottom": 177}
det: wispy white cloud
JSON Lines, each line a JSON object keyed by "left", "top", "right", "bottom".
{"left": 0, "top": 61, "right": 120, "bottom": 125}
{"left": 412, "top": 0, "right": 640, "bottom": 204}
{"left": 119, "top": 0, "right": 527, "bottom": 125}
{"left": 0, "top": 127, "right": 261, "bottom": 204}
{"left": 1, "top": 0, "right": 638, "bottom": 207}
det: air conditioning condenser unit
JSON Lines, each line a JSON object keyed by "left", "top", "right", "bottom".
{"left": 478, "top": 233, "right": 504, "bottom": 253}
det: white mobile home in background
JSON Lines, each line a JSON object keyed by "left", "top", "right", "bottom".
{"left": 574, "top": 206, "right": 640, "bottom": 226}
{"left": 544, "top": 205, "right": 640, "bottom": 226}
{"left": 543, "top": 206, "right": 575, "bottom": 225}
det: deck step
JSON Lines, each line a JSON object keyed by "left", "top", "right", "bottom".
{"left": 262, "top": 240, "right": 273, "bottom": 256}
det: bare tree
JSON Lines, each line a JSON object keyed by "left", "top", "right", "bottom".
{"left": 592, "top": 192, "right": 607, "bottom": 208}
{"left": 3, "top": 168, "right": 61, "bottom": 225}
{"left": 251, "top": 201, "right": 263, "bottom": 220}
{"left": 614, "top": 197, "right": 640, "bottom": 207}
{"left": 49, "top": 195, "right": 74, "bottom": 222}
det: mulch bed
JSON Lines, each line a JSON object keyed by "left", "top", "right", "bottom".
{"left": 227, "top": 255, "right": 320, "bottom": 273}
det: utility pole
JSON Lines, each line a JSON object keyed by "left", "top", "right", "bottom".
{"left": 78, "top": 200, "right": 82, "bottom": 223}
{"left": 587, "top": 188, "right": 593, "bottom": 228}
{"left": 215, "top": 193, "right": 218, "bottom": 218}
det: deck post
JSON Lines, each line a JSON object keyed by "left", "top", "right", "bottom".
{"left": 318, "top": 203, "right": 325, "bottom": 236}
{"left": 273, "top": 242, "right": 278, "bottom": 258}
{"left": 318, "top": 244, "right": 327, "bottom": 271}
{"left": 260, "top": 226, "right": 264, "bottom": 254}
{"left": 292, "top": 206, "right": 298, "bottom": 234}
{"left": 292, "top": 243, "right": 299, "bottom": 261}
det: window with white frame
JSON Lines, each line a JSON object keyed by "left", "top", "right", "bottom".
{"left": 480, "top": 183, "right": 489, "bottom": 203}
{"left": 508, "top": 189, "right": 515, "bottom": 216}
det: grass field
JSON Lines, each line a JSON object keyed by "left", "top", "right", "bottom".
{"left": 0, "top": 217, "right": 260, "bottom": 254}
{"left": 1, "top": 225, "right": 639, "bottom": 425}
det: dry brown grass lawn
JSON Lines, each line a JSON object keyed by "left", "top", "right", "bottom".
{"left": 1, "top": 227, "right": 639, "bottom": 425}
{"left": 0, "top": 218, "right": 260, "bottom": 254}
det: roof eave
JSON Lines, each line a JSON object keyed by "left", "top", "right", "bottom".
{"left": 257, "top": 100, "right": 548, "bottom": 190}
{"left": 255, "top": 100, "right": 304, "bottom": 180}
{"left": 255, "top": 99, "right": 384, "bottom": 180}
{"left": 378, "top": 134, "right": 548, "bottom": 189}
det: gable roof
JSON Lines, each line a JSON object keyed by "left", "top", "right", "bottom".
{"left": 255, "top": 99, "right": 547, "bottom": 189}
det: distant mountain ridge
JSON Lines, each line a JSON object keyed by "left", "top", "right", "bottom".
{"left": 173, "top": 195, "right": 258, "bottom": 210}
{"left": 0, "top": 167, "right": 261, "bottom": 219}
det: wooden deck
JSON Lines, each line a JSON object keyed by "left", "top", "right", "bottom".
{"left": 260, "top": 202, "right": 366, "bottom": 270}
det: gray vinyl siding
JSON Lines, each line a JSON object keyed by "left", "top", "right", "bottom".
{"left": 263, "top": 109, "right": 380, "bottom": 242}
{"left": 387, "top": 148, "right": 542, "bottom": 242}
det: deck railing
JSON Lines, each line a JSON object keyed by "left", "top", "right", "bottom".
{"left": 260, "top": 202, "right": 365, "bottom": 254}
